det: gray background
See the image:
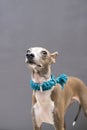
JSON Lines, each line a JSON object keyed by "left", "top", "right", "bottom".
{"left": 0, "top": 0, "right": 87, "bottom": 130}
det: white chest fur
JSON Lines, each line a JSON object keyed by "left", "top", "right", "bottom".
{"left": 33, "top": 89, "right": 54, "bottom": 127}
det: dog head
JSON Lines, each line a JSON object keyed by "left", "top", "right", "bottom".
{"left": 25, "top": 47, "right": 58, "bottom": 71}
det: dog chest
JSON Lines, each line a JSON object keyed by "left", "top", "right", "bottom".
{"left": 33, "top": 90, "right": 54, "bottom": 127}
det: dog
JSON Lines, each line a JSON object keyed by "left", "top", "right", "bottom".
{"left": 25, "top": 47, "right": 87, "bottom": 130}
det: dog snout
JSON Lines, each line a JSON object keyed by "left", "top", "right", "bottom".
{"left": 26, "top": 53, "right": 34, "bottom": 59}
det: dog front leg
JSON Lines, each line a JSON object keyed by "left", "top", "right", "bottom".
{"left": 53, "top": 108, "right": 65, "bottom": 130}
{"left": 32, "top": 93, "right": 41, "bottom": 130}
{"left": 32, "top": 108, "right": 41, "bottom": 130}
{"left": 33, "top": 125, "right": 41, "bottom": 130}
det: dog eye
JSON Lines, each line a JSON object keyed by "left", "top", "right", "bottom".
{"left": 41, "top": 51, "right": 47, "bottom": 56}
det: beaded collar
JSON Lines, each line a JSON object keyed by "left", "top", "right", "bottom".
{"left": 30, "top": 74, "right": 68, "bottom": 92}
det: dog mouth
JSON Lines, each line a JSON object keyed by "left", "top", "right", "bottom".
{"left": 25, "top": 57, "right": 42, "bottom": 68}
{"left": 30, "top": 62, "right": 42, "bottom": 67}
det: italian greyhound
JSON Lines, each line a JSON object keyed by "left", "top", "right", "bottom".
{"left": 25, "top": 47, "right": 87, "bottom": 130}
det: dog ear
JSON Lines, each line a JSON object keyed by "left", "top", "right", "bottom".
{"left": 51, "top": 51, "right": 58, "bottom": 64}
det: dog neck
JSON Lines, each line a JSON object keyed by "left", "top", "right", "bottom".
{"left": 31, "top": 66, "right": 51, "bottom": 84}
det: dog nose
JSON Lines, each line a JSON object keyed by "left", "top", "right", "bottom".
{"left": 26, "top": 53, "right": 34, "bottom": 59}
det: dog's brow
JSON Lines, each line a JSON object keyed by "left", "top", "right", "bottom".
{"left": 41, "top": 50, "right": 47, "bottom": 55}
{"left": 27, "top": 49, "right": 31, "bottom": 53}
